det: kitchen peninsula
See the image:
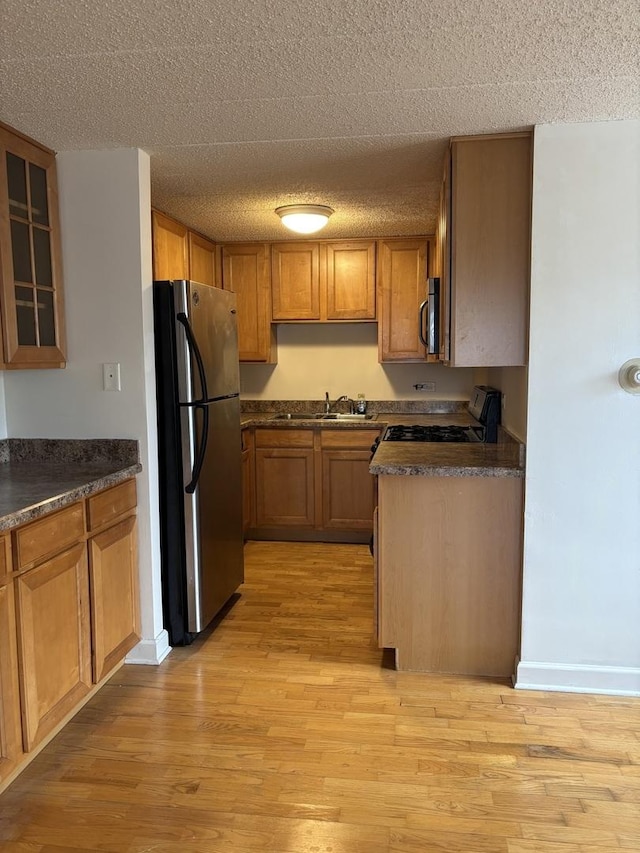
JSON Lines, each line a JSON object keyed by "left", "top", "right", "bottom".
{"left": 373, "top": 430, "right": 524, "bottom": 678}
{"left": 0, "top": 439, "right": 141, "bottom": 793}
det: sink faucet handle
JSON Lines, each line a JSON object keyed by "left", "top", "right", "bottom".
{"left": 324, "top": 391, "right": 330, "bottom": 414}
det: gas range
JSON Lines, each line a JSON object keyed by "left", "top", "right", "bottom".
{"left": 382, "top": 386, "right": 502, "bottom": 444}
{"left": 383, "top": 424, "right": 484, "bottom": 443}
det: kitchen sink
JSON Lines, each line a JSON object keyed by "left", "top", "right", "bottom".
{"left": 271, "top": 412, "right": 375, "bottom": 421}
{"left": 321, "top": 413, "right": 375, "bottom": 420}
{"left": 271, "top": 413, "right": 325, "bottom": 420}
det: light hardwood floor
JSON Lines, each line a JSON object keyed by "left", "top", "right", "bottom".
{"left": 1, "top": 541, "right": 639, "bottom": 852}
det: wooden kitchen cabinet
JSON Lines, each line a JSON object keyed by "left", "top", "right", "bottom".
{"left": 254, "top": 429, "right": 315, "bottom": 528}
{"left": 15, "top": 542, "right": 92, "bottom": 750}
{"left": 271, "top": 242, "right": 320, "bottom": 320}
{"left": 324, "top": 241, "right": 376, "bottom": 320}
{"left": 188, "top": 231, "right": 218, "bottom": 287}
{"left": 377, "top": 237, "right": 434, "bottom": 362}
{"left": 320, "top": 430, "right": 377, "bottom": 530}
{"left": 249, "top": 426, "right": 379, "bottom": 542}
{"left": 271, "top": 240, "right": 376, "bottom": 322}
{"left": 440, "top": 132, "right": 532, "bottom": 367}
{"left": 152, "top": 209, "right": 219, "bottom": 286}
{"left": 222, "top": 243, "right": 277, "bottom": 362}
{"left": 377, "top": 473, "right": 523, "bottom": 676}
{"left": 152, "top": 210, "right": 189, "bottom": 280}
{"left": 0, "top": 121, "right": 66, "bottom": 369}
{"left": 241, "top": 427, "right": 255, "bottom": 534}
{"left": 0, "top": 539, "right": 23, "bottom": 785}
{"left": 1, "top": 478, "right": 140, "bottom": 790}
{"left": 87, "top": 480, "right": 140, "bottom": 683}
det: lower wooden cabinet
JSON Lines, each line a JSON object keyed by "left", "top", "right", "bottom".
{"left": 89, "top": 515, "right": 140, "bottom": 683}
{"left": 241, "top": 428, "right": 254, "bottom": 535}
{"left": 321, "top": 431, "right": 377, "bottom": 531}
{"left": 377, "top": 474, "right": 523, "bottom": 676}
{"left": 1, "top": 478, "right": 140, "bottom": 790}
{"left": 15, "top": 543, "right": 91, "bottom": 750}
{"left": 254, "top": 428, "right": 315, "bottom": 529}
{"left": 250, "top": 427, "right": 379, "bottom": 541}
{"left": 0, "top": 570, "right": 23, "bottom": 781}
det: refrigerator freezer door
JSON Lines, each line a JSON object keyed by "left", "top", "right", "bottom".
{"left": 181, "top": 394, "right": 244, "bottom": 633}
{"left": 174, "top": 281, "right": 240, "bottom": 404}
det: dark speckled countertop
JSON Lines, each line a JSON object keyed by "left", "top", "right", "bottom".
{"left": 0, "top": 439, "right": 141, "bottom": 531}
{"left": 240, "top": 401, "right": 525, "bottom": 478}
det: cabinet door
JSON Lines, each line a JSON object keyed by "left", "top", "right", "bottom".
{"left": 449, "top": 134, "right": 531, "bottom": 367}
{"left": 152, "top": 210, "right": 188, "bottom": 280}
{"left": 271, "top": 242, "right": 320, "bottom": 320}
{"left": 15, "top": 544, "right": 91, "bottom": 751}
{"left": 0, "top": 124, "right": 66, "bottom": 368}
{"left": 188, "top": 232, "right": 217, "bottom": 287}
{"left": 325, "top": 241, "right": 376, "bottom": 320}
{"left": 377, "top": 238, "right": 430, "bottom": 362}
{"left": 89, "top": 515, "right": 140, "bottom": 683}
{"left": 222, "top": 243, "right": 275, "bottom": 362}
{"left": 0, "top": 577, "right": 23, "bottom": 782}
{"left": 241, "top": 429, "right": 254, "bottom": 534}
{"left": 321, "top": 449, "right": 376, "bottom": 530}
{"left": 255, "top": 448, "right": 315, "bottom": 527}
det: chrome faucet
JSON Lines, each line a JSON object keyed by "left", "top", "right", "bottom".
{"left": 331, "top": 394, "right": 355, "bottom": 414}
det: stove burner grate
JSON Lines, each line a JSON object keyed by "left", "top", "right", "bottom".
{"left": 383, "top": 424, "right": 483, "bottom": 443}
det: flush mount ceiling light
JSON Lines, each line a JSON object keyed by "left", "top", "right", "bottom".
{"left": 275, "top": 204, "right": 334, "bottom": 235}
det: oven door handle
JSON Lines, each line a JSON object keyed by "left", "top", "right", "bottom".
{"left": 418, "top": 299, "right": 429, "bottom": 348}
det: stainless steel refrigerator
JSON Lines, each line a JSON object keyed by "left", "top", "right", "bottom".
{"left": 153, "top": 280, "right": 244, "bottom": 646}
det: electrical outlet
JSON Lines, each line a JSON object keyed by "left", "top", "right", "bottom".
{"left": 102, "top": 362, "right": 121, "bottom": 391}
{"left": 413, "top": 382, "right": 436, "bottom": 392}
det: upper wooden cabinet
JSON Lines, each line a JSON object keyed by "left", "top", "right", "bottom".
{"left": 271, "top": 240, "right": 376, "bottom": 322}
{"left": 377, "top": 237, "right": 432, "bottom": 362}
{"left": 441, "top": 133, "right": 532, "bottom": 367}
{"left": 152, "top": 210, "right": 188, "bottom": 280}
{"left": 0, "top": 122, "right": 66, "bottom": 369}
{"left": 152, "top": 210, "right": 218, "bottom": 286}
{"left": 325, "top": 241, "right": 375, "bottom": 320}
{"left": 221, "top": 243, "right": 276, "bottom": 362}
{"left": 271, "top": 242, "right": 320, "bottom": 320}
{"left": 188, "top": 231, "right": 217, "bottom": 287}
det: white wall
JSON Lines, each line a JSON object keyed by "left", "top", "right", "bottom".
{"left": 4, "top": 148, "right": 168, "bottom": 665}
{"left": 241, "top": 323, "right": 476, "bottom": 401}
{"left": 517, "top": 120, "right": 640, "bottom": 695}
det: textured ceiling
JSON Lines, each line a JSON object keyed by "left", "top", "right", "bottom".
{"left": 1, "top": 0, "right": 638, "bottom": 241}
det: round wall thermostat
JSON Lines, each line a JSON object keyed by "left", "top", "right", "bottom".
{"left": 618, "top": 358, "right": 640, "bottom": 394}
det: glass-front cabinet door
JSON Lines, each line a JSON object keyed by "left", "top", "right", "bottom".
{"left": 0, "top": 123, "right": 66, "bottom": 368}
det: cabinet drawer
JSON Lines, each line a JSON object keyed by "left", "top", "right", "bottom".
{"left": 255, "top": 429, "right": 314, "bottom": 448}
{"left": 320, "top": 429, "right": 380, "bottom": 449}
{"left": 87, "top": 480, "right": 137, "bottom": 532}
{"left": 14, "top": 503, "right": 85, "bottom": 571}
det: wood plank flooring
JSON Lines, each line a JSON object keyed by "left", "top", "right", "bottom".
{"left": 1, "top": 541, "right": 639, "bottom": 852}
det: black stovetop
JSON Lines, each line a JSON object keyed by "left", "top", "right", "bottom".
{"left": 383, "top": 424, "right": 484, "bottom": 443}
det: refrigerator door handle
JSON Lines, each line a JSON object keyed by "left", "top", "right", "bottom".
{"left": 185, "top": 404, "right": 209, "bottom": 494}
{"left": 177, "top": 311, "right": 209, "bottom": 404}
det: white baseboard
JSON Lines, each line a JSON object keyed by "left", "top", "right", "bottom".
{"left": 515, "top": 659, "right": 640, "bottom": 696}
{"left": 125, "top": 630, "right": 172, "bottom": 666}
